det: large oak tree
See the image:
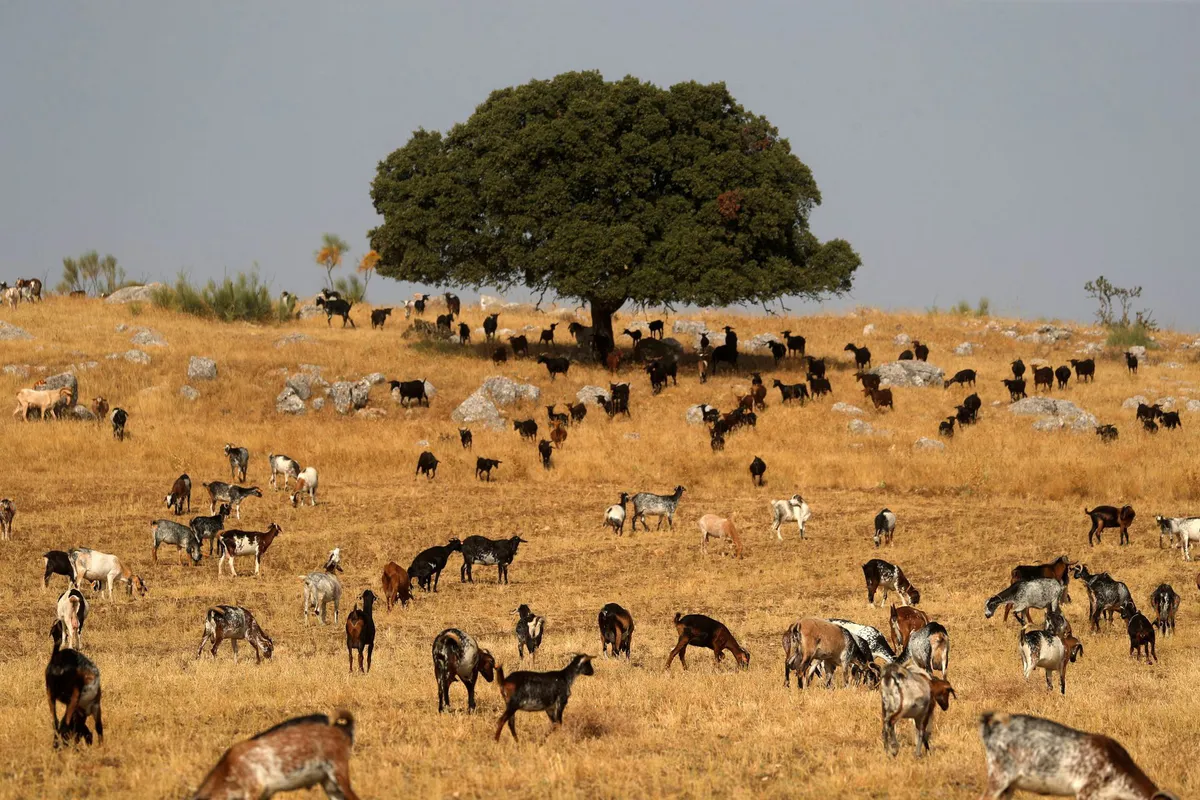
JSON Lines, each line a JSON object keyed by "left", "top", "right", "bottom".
{"left": 369, "top": 71, "right": 860, "bottom": 348}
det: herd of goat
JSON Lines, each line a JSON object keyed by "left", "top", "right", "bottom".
{"left": 8, "top": 298, "right": 1194, "bottom": 799}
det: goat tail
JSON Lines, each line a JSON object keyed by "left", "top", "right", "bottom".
{"left": 673, "top": 612, "right": 682, "bottom": 626}
{"left": 495, "top": 665, "right": 506, "bottom": 691}
{"left": 331, "top": 710, "right": 355, "bottom": 743}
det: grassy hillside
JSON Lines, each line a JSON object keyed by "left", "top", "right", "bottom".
{"left": 0, "top": 296, "right": 1196, "bottom": 798}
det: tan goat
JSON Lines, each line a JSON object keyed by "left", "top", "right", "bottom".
{"left": 13, "top": 387, "right": 72, "bottom": 421}
{"left": 698, "top": 514, "right": 743, "bottom": 559}
{"left": 783, "top": 617, "right": 869, "bottom": 689}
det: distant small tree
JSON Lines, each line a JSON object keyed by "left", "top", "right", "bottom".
{"left": 1084, "top": 275, "right": 1142, "bottom": 326}
{"left": 357, "top": 250, "right": 380, "bottom": 298}
{"left": 58, "top": 251, "right": 126, "bottom": 296}
{"left": 315, "top": 234, "right": 351, "bottom": 290}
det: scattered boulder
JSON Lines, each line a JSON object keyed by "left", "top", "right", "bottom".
{"left": 479, "top": 376, "right": 540, "bottom": 407}
{"left": 893, "top": 333, "right": 911, "bottom": 346}
{"left": 356, "top": 408, "right": 387, "bottom": 421}
{"left": 124, "top": 350, "right": 151, "bottom": 365}
{"left": 69, "top": 405, "right": 96, "bottom": 421}
{"left": 73, "top": 361, "right": 99, "bottom": 372}
{"left": 1016, "top": 324, "right": 1073, "bottom": 344}
{"left": 685, "top": 405, "right": 708, "bottom": 425}
{"left": 848, "top": 419, "right": 875, "bottom": 435}
{"left": 423, "top": 380, "right": 437, "bottom": 399}
{"left": 1155, "top": 397, "right": 1177, "bottom": 410}
{"left": 329, "top": 379, "right": 373, "bottom": 415}
{"left": 452, "top": 391, "right": 505, "bottom": 430}
{"left": 1121, "top": 395, "right": 1148, "bottom": 410}
{"left": 1127, "top": 345, "right": 1147, "bottom": 358}
{"left": 1186, "top": 399, "right": 1200, "bottom": 413}
{"left": 1076, "top": 342, "right": 1104, "bottom": 355}
{"left": 862, "top": 324, "right": 875, "bottom": 336}
{"left": 746, "top": 333, "right": 782, "bottom": 353}
{"left": 179, "top": 385, "right": 200, "bottom": 401}
{"left": 871, "top": 361, "right": 945, "bottom": 388}
{"left": 1009, "top": 397, "right": 1097, "bottom": 432}
{"left": 578, "top": 385, "right": 611, "bottom": 406}
{"left": 296, "top": 303, "right": 324, "bottom": 320}
{"left": 673, "top": 320, "right": 708, "bottom": 335}
{"left": 913, "top": 437, "right": 946, "bottom": 452}
{"left": 187, "top": 356, "right": 218, "bottom": 381}
{"left": 275, "top": 333, "right": 313, "bottom": 348}
{"left": 275, "top": 387, "right": 306, "bottom": 415}
{"left": 3, "top": 364, "right": 31, "bottom": 378}
{"left": 35, "top": 372, "right": 79, "bottom": 407}
{"left": 0, "top": 321, "right": 33, "bottom": 341}
{"left": 312, "top": 397, "right": 326, "bottom": 411}
{"left": 953, "top": 342, "right": 976, "bottom": 356}
{"left": 624, "top": 432, "right": 640, "bottom": 440}
{"left": 362, "top": 372, "right": 387, "bottom": 386}
{"left": 1163, "top": 362, "right": 1183, "bottom": 369}
{"left": 130, "top": 328, "right": 167, "bottom": 347}
{"left": 403, "top": 319, "right": 454, "bottom": 341}
{"left": 831, "top": 402, "right": 864, "bottom": 416}
{"left": 104, "top": 283, "right": 163, "bottom": 304}
{"left": 286, "top": 374, "right": 314, "bottom": 401}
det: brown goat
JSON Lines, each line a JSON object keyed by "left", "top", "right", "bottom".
{"left": 344, "top": 590, "right": 376, "bottom": 673}
{"left": 550, "top": 424, "right": 567, "bottom": 449}
{"left": 865, "top": 386, "right": 894, "bottom": 411}
{"left": 889, "top": 604, "right": 930, "bottom": 652}
{"left": 698, "top": 514, "right": 743, "bottom": 559}
{"left": 783, "top": 618, "right": 869, "bottom": 689}
{"left": 90, "top": 397, "right": 109, "bottom": 422}
{"left": 190, "top": 711, "right": 358, "bottom": 800}
{"left": 665, "top": 613, "right": 750, "bottom": 670}
{"left": 380, "top": 561, "right": 412, "bottom": 611}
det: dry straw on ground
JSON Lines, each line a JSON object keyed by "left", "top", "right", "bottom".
{"left": 0, "top": 297, "right": 1197, "bottom": 798}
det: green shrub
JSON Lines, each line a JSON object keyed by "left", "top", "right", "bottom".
{"left": 975, "top": 297, "right": 990, "bottom": 317}
{"left": 152, "top": 270, "right": 282, "bottom": 323}
{"left": 950, "top": 300, "right": 972, "bottom": 316}
{"left": 333, "top": 274, "right": 366, "bottom": 304}
{"left": 1105, "top": 322, "right": 1158, "bottom": 350}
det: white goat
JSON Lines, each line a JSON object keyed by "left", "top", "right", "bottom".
{"left": 56, "top": 588, "right": 88, "bottom": 649}
{"left": 1155, "top": 515, "right": 1200, "bottom": 560}
{"left": 1019, "top": 629, "right": 1083, "bottom": 695}
{"left": 69, "top": 548, "right": 147, "bottom": 600}
{"left": 289, "top": 466, "right": 319, "bottom": 507}
{"left": 604, "top": 493, "right": 629, "bottom": 535}
{"left": 301, "top": 548, "right": 343, "bottom": 624}
{"left": 268, "top": 453, "right": 301, "bottom": 490}
{"left": 770, "top": 494, "right": 811, "bottom": 540}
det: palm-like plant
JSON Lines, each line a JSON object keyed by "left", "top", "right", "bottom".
{"left": 315, "top": 234, "right": 350, "bottom": 289}
{"left": 357, "top": 250, "right": 381, "bottom": 297}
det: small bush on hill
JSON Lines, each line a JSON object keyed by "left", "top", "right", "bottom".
{"left": 152, "top": 270, "right": 281, "bottom": 323}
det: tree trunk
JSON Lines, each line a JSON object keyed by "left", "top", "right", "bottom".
{"left": 587, "top": 297, "right": 622, "bottom": 360}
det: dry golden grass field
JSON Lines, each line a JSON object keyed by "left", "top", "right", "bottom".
{"left": 1, "top": 295, "right": 1198, "bottom": 799}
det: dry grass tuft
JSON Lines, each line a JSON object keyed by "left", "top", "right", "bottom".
{"left": 0, "top": 297, "right": 1197, "bottom": 798}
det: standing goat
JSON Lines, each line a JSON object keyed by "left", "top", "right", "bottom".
{"left": 345, "top": 590, "right": 376, "bottom": 673}
{"left": 165, "top": 474, "right": 192, "bottom": 515}
{"left": 196, "top": 605, "right": 274, "bottom": 663}
{"left": 1019, "top": 629, "right": 1083, "bottom": 694}
{"left": 268, "top": 453, "right": 301, "bottom": 490}
{"left": 880, "top": 663, "right": 955, "bottom": 757}
{"left": 604, "top": 493, "right": 629, "bottom": 535}
{"left": 770, "top": 494, "right": 811, "bottom": 540}
{"left": 631, "top": 486, "right": 686, "bottom": 531}
{"left": 216, "top": 523, "right": 282, "bottom": 577}
{"left": 1150, "top": 584, "right": 1179, "bottom": 636}
{"left": 863, "top": 559, "right": 920, "bottom": 607}
{"left": 301, "top": 548, "right": 344, "bottom": 624}
{"left": 0, "top": 497, "right": 14, "bottom": 540}
{"left": 598, "top": 603, "right": 634, "bottom": 659}
{"left": 45, "top": 621, "right": 104, "bottom": 747}
{"left": 1085, "top": 504, "right": 1136, "bottom": 546}
{"left": 223, "top": 444, "right": 249, "bottom": 482}
{"left": 432, "top": 628, "right": 496, "bottom": 713}
{"left": 494, "top": 654, "right": 595, "bottom": 741}
{"left": 515, "top": 603, "right": 545, "bottom": 660}
{"left": 55, "top": 588, "right": 88, "bottom": 651}
{"left": 984, "top": 578, "right": 1066, "bottom": 625}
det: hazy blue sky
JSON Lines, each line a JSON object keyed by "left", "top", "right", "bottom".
{"left": 2, "top": 3, "right": 1197, "bottom": 327}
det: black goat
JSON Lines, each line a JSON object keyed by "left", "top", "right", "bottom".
{"left": 913, "top": 340, "right": 929, "bottom": 361}
{"left": 540, "top": 323, "right": 558, "bottom": 347}
{"left": 844, "top": 343, "right": 871, "bottom": 368}
{"left": 475, "top": 457, "right": 502, "bottom": 481}
{"left": 513, "top": 419, "right": 538, "bottom": 440}
{"left": 515, "top": 603, "right": 544, "bottom": 658}
{"left": 749, "top": 456, "right": 767, "bottom": 486}
{"left": 389, "top": 379, "right": 429, "bottom": 407}
{"left": 459, "top": 428, "right": 473, "bottom": 449}
{"left": 1096, "top": 423, "right": 1119, "bottom": 442}
{"left": 598, "top": 603, "right": 634, "bottom": 659}
{"left": 370, "top": 307, "right": 392, "bottom": 328}
{"left": 445, "top": 292, "right": 461, "bottom": 315}
{"left": 1120, "top": 602, "right": 1156, "bottom": 664}
{"left": 46, "top": 621, "right": 104, "bottom": 747}
{"left": 42, "top": 550, "right": 76, "bottom": 591}
{"left": 1161, "top": 411, "right": 1182, "bottom": 430}
{"left": 806, "top": 356, "right": 827, "bottom": 379}
{"left": 315, "top": 295, "right": 355, "bottom": 327}
{"left": 648, "top": 319, "right": 664, "bottom": 339}
{"left": 938, "top": 417, "right": 955, "bottom": 438}
{"left": 781, "top": 330, "right": 806, "bottom": 357}
{"left": 808, "top": 375, "right": 832, "bottom": 398}
{"left": 408, "top": 538, "right": 463, "bottom": 592}
{"left": 1003, "top": 378, "right": 1027, "bottom": 402}
{"left": 415, "top": 451, "right": 439, "bottom": 480}
{"left": 492, "top": 346, "right": 508, "bottom": 364}
{"left": 509, "top": 335, "right": 529, "bottom": 357}
{"left": 1011, "top": 358, "right": 1026, "bottom": 378}
{"left": 1069, "top": 358, "right": 1095, "bottom": 382}
{"left": 536, "top": 354, "right": 570, "bottom": 381}
{"left": 460, "top": 535, "right": 526, "bottom": 584}
{"left": 710, "top": 327, "right": 738, "bottom": 374}
{"left": 345, "top": 590, "right": 376, "bottom": 673}
{"left": 1125, "top": 351, "right": 1139, "bottom": 374}
{"left": 773, "top": 379, "right": 809, "bottom": 404}
{"left": 111, "top": 408, "right": 128, "bottom": 441}
{"left": 483, "top": 313, "right": 499, "bottom": 341}
{"left": 1055, "top": 365, "right": 1072, "bottom": 390}
{"left": 768, "top": 340, "right": 786, "bottom": 364}
{"left": 494, "top": 654, "right": 594, "bottom": 741}
{"left": 944, "top": 369, "right": 976, "bottom": 388}
{"left": 1033, "top": 366, "right": 1053, "bottom": 392}
{"left": 458, "top": 322, "right": 471, "bottom": 343}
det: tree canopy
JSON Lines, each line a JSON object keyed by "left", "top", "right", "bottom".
{"left": 369, "top": 71, "right": 860, "bottom": 343}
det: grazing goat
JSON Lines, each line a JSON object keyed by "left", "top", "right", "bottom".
{"left": 631, "top": 485, "right": 686, "bottom": 531}
{"left": 42, "top": 550, "right": 76, "bottom": 591}
{"left": 774, "top": 379, "right": 809, "bottom": 404}
{"left": 390, "top": 379, "right": 429, "bottom": 407}
{"left": 749, "top": 456, "right": 766, "bottom": 486}
{"left": 901, "top": 622, "right": 951, "bottom": 678}
{"left": 808, "top": 375, "right": 832, "bottom": 398}
{"left": 289, "top": 466, "right": 319, "bottom": 507}
{"left": 370, "top": 307, "right": 392, "bottom": 329}
{"left": 432, "top": 628, "right": 496, "bottom": 712}
{"left": 1033, "top": 365, "right": 1054, "bottom": 391}
{"left": 267, "top": 453, "right": 301, "bottom": 490}
{"left": 1096, "top": 423, "right": 1119, "bottom": 442}
{"left": 1073, "top": 564, "right": 1132, "bottom": 632}
{"left": 515, "top": 603, "right": 545, "bottom": 659}
{"left": 0, "top": 497, "right": 14, "bottom": 540}
{"left": 190, "top": 504, "right": 231, "bottom": 556}
{"left": 1010, "top": 555, "right": 1074, "bottom": 605}
{"left": 493, "top": 346, "right": 509, "bottom": 363}
{"left": 844, "top": 343, "right": 871, "bottom": 368}
{"left": 165, "top": 474, "right": 192, "bottom": 515}
{"left": 873, "top": 508, "right": 897, "bottom": 548}
{"left": 1125, "top": 350, "right": 1139, "bottom": 374}
{"left": 1055, "top": 365, "right": 1072, "bottom": 389}
{"left": 69, "top": 548, "right": 146, "bottom": 599}
{"left": 45, "top": 621, "right": 103, "bottom": 747}
{"left": 977, "top": 712, "right": 1177, "bottom": 800}
{"left": 567, "top": 402, "right": 587, "bottom": 424}
{"left": 550, "top": 424, "right": 567, "bottom": 449}
{"left": 224, "top": 444, "right": 249, "bottom": 482}
{"left": 509, "top": 334, "right": 529, "bottom": 357}
{"left": 889, "top": 604, "right": 929, "bottom": 652}
{"left": 196, "top": 605, "right": 274, "bottom": 663}
{"left": 1085, "top": 504, "right": 1135, "bottom": 546}
{"left": 856, "top": 371, "right": 882, "bottom": 392}
{"left": 938, "top": 417, "right": 955, "bottom": 437}
{"left": 475, "top": 457, "right": 502, "bottom": 481}
{"left": 1043, "top": 609, "right": 1073, "bottom": 638}
{"left": 880, "top": 664, "right": 955, "bottom": 757}
{"left": 1070, "top": 357, "right": 1095, "bottom": 382}
{"left": 1121, "top": 602, "right": 1156, "bottom": 664}
{"left": 315, "top": 295, "right": 355, "bottom": 327}
{"left": 604, "top": 493, "right": 629, "bottom": 535}
{"left": 863, "top": 559, "right": 920, "bottom": 607}
{"left": 151, "top": 519, "right": 203, "bottom": 565}
{"left": 408, "top": 537, "right": 462, "bottom": 591}
{"left": 202, "top": 482, "right": 262, "bottom": 520}
{"left": 190, "top": 711, "right": 358, "bottom": 800}
{"left": 415, "top": 451, "right": 439, "bottom": 480}
{"left": 781, "top": 330, "right": 806, "bottom": 357}
{"left": 494, "top": 654, "right": 594, "bottom": 741}
{"left": 828, "top": 619, "right": 897, "bottom": 665}
{"left": 1135, "top": 402, "right": 1162, "bottom": 424}
{"left": 536, "top": 354, "right": 570, "bottom": 380}
{"left": 783, "top": 618, "right": 874, "bottom": 689}
{"left": 1020, "top": 629, "right": 1083, "bottom": 694}
{"left": 380, "top": 561, "right": 412, "bottom": 611}
{"left": 1002, "top": 378, "right": 1027, "bottom": 402}
{"left": 985, "top": 578, "right": 1065, "bottom": 624}
{"left": 770, "top": 494, "right": 811, "bottom": 540}
{"left": 665, "top": 613, "right": 750, "bottom": 670}
{"left": 1150, "top": 584, "right": 1179, "bottom": 636}
{"left": 1160, "top": 411, "right": 1181, "bottom": 430}
{"left": 698, "top": 514, "right": 743, "bottom": 559}
{"left": 56, "top": 588, "right": 88, "bottom": 650}
{"left": 345, "top": 590, "right": 376, "bottom": 673}
{"left": 1154, "top": 514, "right": 1200, "bottom": 559}
{"left": 460, "top": 535, "right": 526, "bottom": 584}
{"left": 301, "top": 548, "right": 343, "bottom": 624}
{"left": 216, "top": 523, "right": 282, "bottom": 577}
{"left": 944, "top": 369, "right": 976, "bottom": 388}
{"left": 598, "top": 603, "right": 634, "bottom": 659}
{"left": 13, "top": 386, "right": 73, "bottom": 421}
{"left": 546, "top": 404, "right": 569, "bottom": 426}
